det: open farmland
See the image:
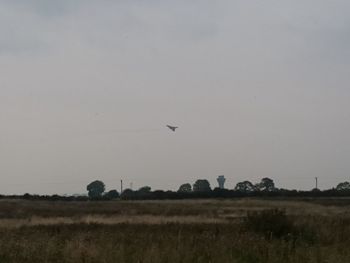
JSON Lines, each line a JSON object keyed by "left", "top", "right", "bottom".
{"left": 0, "top": 198, "right": 349, "bottom": 262}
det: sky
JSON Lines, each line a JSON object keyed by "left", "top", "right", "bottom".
{"left": 0, "top": 0, "right": 349, "bottom": 194}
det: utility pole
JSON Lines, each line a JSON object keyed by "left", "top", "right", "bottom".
{"left": 121, "top": 179, "right": 123, "bottom": 194}
{"left": 315, "top": 177, "right": 318, "bottom": 189}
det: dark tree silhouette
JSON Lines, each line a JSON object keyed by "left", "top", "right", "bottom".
{"left": 336, "top": 182, "right": 350, "bottom": 191}
{"left": 234, "top": 181, "right": 255, "bottom": 193}
{"left": 137, "top": 186, "right": 152, "bottom": 199}
{"left": 86, "top": 180, "right": 105, "bottom": 198}
{"left": 138, "top": 186, "right": 151, "bottom": 193}
{"left": 104, "top": 189, "right": 119, "bottom": 199}
{"left": 256, "top": 178, "right": 276, "bottom": 192}
{"left": 193, "top": 179, "right": 211, "bottom": 192}
{"left": 178, "top": 183, "right": 192, "bottom": 193}
{"left": 120, "top": 189, "right": 135, "bottom": 200}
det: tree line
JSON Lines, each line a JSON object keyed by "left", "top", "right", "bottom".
{"left": 1, "top": 178, "right": 349, "bottom": 201}
{"left": 83, "top": 178, "right": 350, "bottom": 201}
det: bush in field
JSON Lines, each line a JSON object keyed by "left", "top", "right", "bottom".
{"left": 244, "top": 209, "right": 294, "bottom": 239}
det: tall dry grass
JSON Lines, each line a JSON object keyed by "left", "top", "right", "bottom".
{"left": 0, "top": 198, "right": 348, "bottom": 262}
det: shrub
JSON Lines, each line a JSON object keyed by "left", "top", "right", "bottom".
{"left": 244, "top": 209, "right": 294, "bottom": 239}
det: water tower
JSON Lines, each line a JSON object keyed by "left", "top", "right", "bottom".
{"left": 217, "top": 175, "right": 226, "bottom": 189}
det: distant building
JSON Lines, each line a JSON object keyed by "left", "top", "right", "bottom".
{"left": 217, "top": 175, "right": 226, "bottom": 189}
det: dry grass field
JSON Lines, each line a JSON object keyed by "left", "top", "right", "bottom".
{"left": 0, "top": 198, "right": 349, "bottom": 262}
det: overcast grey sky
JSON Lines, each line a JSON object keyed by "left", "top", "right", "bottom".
{"left": 0, "top": 0, "right": 349, "bottom": 194}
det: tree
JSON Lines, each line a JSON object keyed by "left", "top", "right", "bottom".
{"left": 234, "top": 181, "right": 255, "bottom": 193}
{"left": 86, "top": 180, "right": 105, "bottom": 198}
{"left": 178, "top": 183, "right": 192, "bottom": 193}
{"left": 336, "top": 182, "right": 350, "bottom": 191}
{"left": 138, "top": 186, "right": 151, "bottom": 194}
{"left": 137, "top": 186, "right": 152, "bottom": 199}
{"left": 120, "top": 189, "right": 135, "bottom": 200}
{"left": 104, "top": 189, "right": 119, "bottom": 199}
{"left": 193, "top": 179, "right": 211, "bottom": 192}
{"left": 256, "top": 178, "right": 275, "bottom": 192}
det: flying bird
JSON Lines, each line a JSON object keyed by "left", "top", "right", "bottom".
{"left": 167, "top": 125, "right": 178, "bottom": 132}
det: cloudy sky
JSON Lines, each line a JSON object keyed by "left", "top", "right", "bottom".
{"left": 0, "top": 0, "right": 349, "bottom": 194}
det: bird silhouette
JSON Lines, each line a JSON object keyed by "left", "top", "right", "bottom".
{"left": 166, "top": 125, "right": 178, "bottom": 132}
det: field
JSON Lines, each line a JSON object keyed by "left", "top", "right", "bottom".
{"left": 0, "top": 198, "right": 349, "bottom": 262}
